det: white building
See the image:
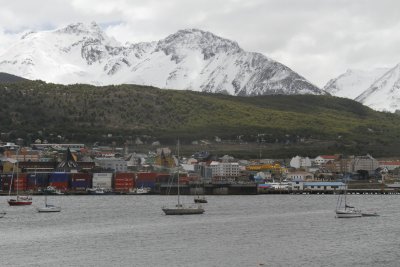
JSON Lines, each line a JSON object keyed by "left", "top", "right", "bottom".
{"left": 290, "top": 156, "right": 312, "bottom": 168}
{"left": 209, "top": 161, "right": 240, "bottom": 178}
{"left": 286, "top": 171, "right": 314, "bottom": 181}
{"left": 352, "top": 154, "right": 379, "bottom": 174}
{"left": 95, "top": 157, "right": 127, "bottom": 172}
{"left": 291, "top": 181, "right": 346, "bottom": 191}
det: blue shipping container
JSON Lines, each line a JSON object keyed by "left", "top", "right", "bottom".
{"left": 71, "top": 181, "right": 91, "bottom": 188}
{"left": 49, "top": 172, "right": 70, "bottom": 183}
{"left": 27, "top": 173, "right": 50, "bottom": 187}
{"left": 136, "top": 181, "right": 155, "bottom": 189}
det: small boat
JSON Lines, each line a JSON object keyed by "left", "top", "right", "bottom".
{"left": 0, "top": 211, "right": 6, "bottom": 218}
{"left": 7, "top": 152, "right": 33, "bottom": 206}
{"left": 8, "top": 195, "right": 33, "bottom": 206}
{"left": 336, "top": 206, "right": 362, "bottom": 218}
{"left": 162, "top": 204, "right": 205, "bottom": 215}
{"left": 43, "top": 186, "right": 64, "bottom": 195}
{"left": 194, "top": 195, "right": 208, "bottom": 203}
{"left": 128, "top": 186, "right": 151, "bottom": 195}
{"left": 37, "top": 194, "right": 61, "bottom": 213}
{"left": 335, "top": 179, "right": 361, "bottom": 218}
{"left": 162, "top": 140, "right": 205, "bottom": 215}
{"left": 87, "top": 187, "right": 114, "bottom": 195}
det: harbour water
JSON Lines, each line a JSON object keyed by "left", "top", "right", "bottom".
{"left": 0, "top": 194, "right": 399, "bottom": 266}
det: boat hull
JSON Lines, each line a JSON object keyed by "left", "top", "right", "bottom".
{"left": 37, "top": 207, "right": 61, "bottom": 212}
{"left": 335, "top": 209, "right": 362, "bottom": 218}
{"left": 361, "top": 212, "right": 379, "bottom": 217}
{"left": 194, "top": 198, "right": 208, "bottom": 203}
{"left": 8, "top": 200, "right": 32, "bottom": 206}
{"left": 162, "top": 207, "right": 205, "bottom": 215}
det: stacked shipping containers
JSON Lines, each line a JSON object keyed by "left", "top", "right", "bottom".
{"left": 0, "top": 174, "right": 12, "bottom": 192}
{"left": 136, "top": 172, "right": 158, "bottom": 190}
{"left": 114, "top": 172, "right": 135, "bottom": 193}
{"left": 14, "top": 174, "right": 28, "bottom": 191}
{"left": 70, "top": 173, "right": 92, "bottom": 191}
{"left": 49, "top": 172, "right": 70, "bottom": 190}
{"left": 26, "top": 173, "right": 49, "bottom": 191}
{"left": 92, "top": 173, "right": 113, "bottom": 190}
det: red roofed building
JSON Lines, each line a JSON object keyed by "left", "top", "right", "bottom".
{"left": 314, "top": 155, "right": 338, "bottom": 165}
{"left": 379, "top": 161, "right": 400, "bottom": 171}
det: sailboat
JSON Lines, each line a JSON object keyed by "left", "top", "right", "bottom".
{"left": 37, "top": 194, "right": 61, "bottom": 213}
{"left": 194, "top": 182, "right": 207, "bottom": 203}
{"left": 7, "top": 150, "right": 32, "bottom": 206}
{"left": 162, "top": 141, "right": 205, "bottom": 215}
{"left": 335, "top": 178, "right": 361, "bottom": 218}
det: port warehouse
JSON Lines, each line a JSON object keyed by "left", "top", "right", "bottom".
{"left": 1, "top": 170, "right": 399, "bottom": 195}
{"left": 0, "top": 171, "right": 259, "bottom": 195}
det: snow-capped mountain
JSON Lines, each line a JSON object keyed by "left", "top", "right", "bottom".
{"left": 324, "top": 66, "right": 400, "bottom": 112}
{"left": 324, "top": 68, "right": 390, "bottom": 99}
{"left": 355, "top": 64, "right": 400, "bottom": 112}
{"left": 0, "top": 22, "right": 323, "bottom": 96}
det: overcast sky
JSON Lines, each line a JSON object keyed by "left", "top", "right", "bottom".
{"left": 0, "top": 0, "right": 399, "bottom": 87}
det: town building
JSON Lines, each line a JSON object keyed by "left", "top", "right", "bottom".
{"left": 289, "top": 155, "right": 311, "bottom": 169}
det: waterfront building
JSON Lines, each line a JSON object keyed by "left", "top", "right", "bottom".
{"left": 290, "top": 181, "right": 346, "bottom": 191}
{"left": 209, "top": 161, "right": 240, "bottom": 178}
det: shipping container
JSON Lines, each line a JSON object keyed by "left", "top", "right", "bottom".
{"left": 1, "top": 174, "right": 13, "bottom": 192}
{"left": 115, "top": 172, "right": 135, "bottom": 180}
{"left": 92, "top": 173, "right": 113, "bottom": 189}
{"left": 135, "top": 181, "right": 155, "bottom": 189}
{"left": 27, "top": 173, "right": 50, "bottom": 189}
{"left": 71, "top": 173, "right": 92, "bottom": 190}
{"left": 136, "top": 172, "right": 158, "bottom": 182}
{"left": 14, "top": 174, "right": 27, "bottom": 191}
{"left": 156, "top": 174, "right": 171, "bottom": 183}
{"left": 49, "top": 181, "right": 69, "bottom": 190}
{"left": 49, "top": 172, "right": 70, "bottom": 183}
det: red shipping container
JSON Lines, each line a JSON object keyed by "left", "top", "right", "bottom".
{"left": 49, "top": 181, "right": 69, "bottom": 190}
{"left": 115, "top": 172, "right": 135, "bottom": 180}
{"left": 136, "top": 172, "right": 158, "bottom": 182}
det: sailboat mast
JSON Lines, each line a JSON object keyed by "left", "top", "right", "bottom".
{"left": 177, "top": 139, "right": 180, "bottom": 206}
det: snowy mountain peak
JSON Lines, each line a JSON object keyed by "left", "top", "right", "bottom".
{"left": 56, "top": 22, "right": 103, "bottom": 36}
{"left": 0, "top": 22, "right": 324, "bottom": 97}
{"left": 325, "top": 65, "right": 400, "bottom": 112}
{"left": 354, "top": 64, "right": 400, "bottom": 112}
{"left": 158, "top": 29, "right": 242, "bottom": 58}
{"left": 324, "top": 67, "right": 390, "bottom": 100}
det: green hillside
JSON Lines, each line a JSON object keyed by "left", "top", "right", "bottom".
{"left": 1, "top": 80, "right": 400, "bottom": 158}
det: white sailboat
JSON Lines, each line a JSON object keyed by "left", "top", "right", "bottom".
{"left": 37, "top": 194, "right": 61, "bottom": 213}
{"left": 335, "top": 178, "right": 361, "bottom": 218}
{"left": 162, "top": 141, "right": 205, "bottom": 215}
{"left": 7, "top": 150, "right": 32, "bottom": 206}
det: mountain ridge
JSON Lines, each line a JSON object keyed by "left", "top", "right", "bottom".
{"left": 324, "top": 65, "right": 400, "bottom": 112}
{"left": 0, "top": 22, "right": 324, "bottom": 96}
{"left": 2, "top": 80, "right": 400, "bottom": 157}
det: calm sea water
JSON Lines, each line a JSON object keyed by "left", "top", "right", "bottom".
{"left": 0, "top": 194, "right": 399, "bottom": 267}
